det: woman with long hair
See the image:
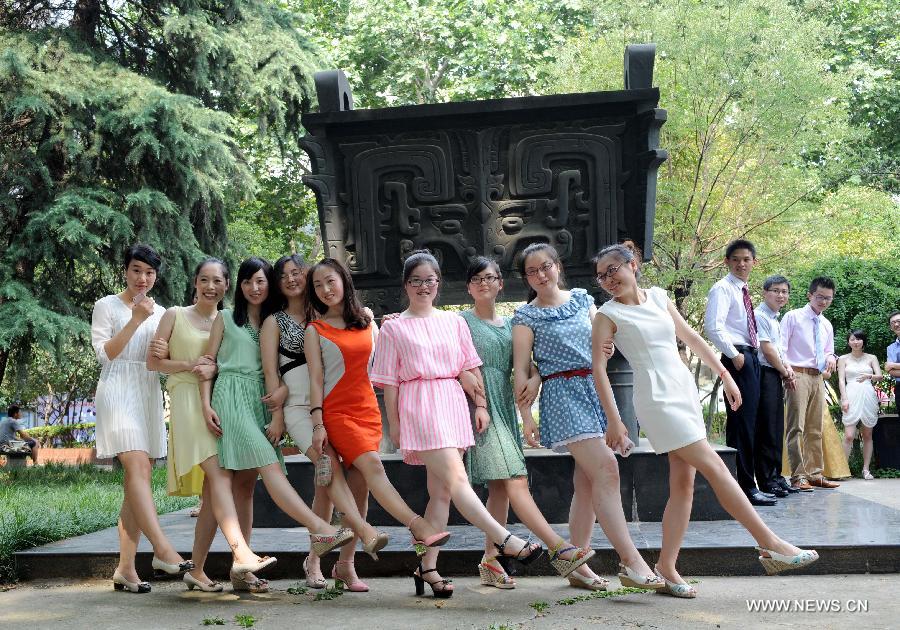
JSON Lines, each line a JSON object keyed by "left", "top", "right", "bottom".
{"left": 91, "top": 244, "right": 192, "bottom": 593}
{"left": 261, "top": 254, "right": 388, "bottom": 591}
{"left": 199, "top": 257, "right": 354, "bottom": 591}
{"left": 148, "top": 257, "right": 276, "bottom": 591}
{"left": 458, "top": 256, "right": 601, "bottom": 590}
{"left": 592, "top": 243, "right": 818, "bottom": 596}
{"left": 370, "top": 251, "right": 543, "bottom": 599}
{"left": 304, "top": 258, "right": 457, "bottom": 594}
{"left": 511, "top": 243, "right": 663, "bottom": 591}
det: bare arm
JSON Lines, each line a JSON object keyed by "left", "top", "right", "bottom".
{"left": 590, "top": 312, "right": 631, "bottom": 453}
{"left": 260, "top": 316, "right": 285, "bottom": 445}
{"left": 146, "top": 309, "right": 194, "bottom": 374}
{"left": 837, "top": 356, "right": 848, "bottom": 400}
{"left": 512, "top": 324, "right": 540, "bottom": 447}
{"left": 100, "top": 297, "right": 156, "bottom": 361}
{"left": 666, "top": 298, "right": 742, "bottom": 411}
{"left": 199, "top": 313, "right": 225, "bottom": 436}
{"left": 383, "top": 385, "right": 401, "bottom": 448}
{"left": 870, "top": 355, "right": 882, "bottom": 380}
{"left": 304, "top": 325, "right": 327, "bottom": 456}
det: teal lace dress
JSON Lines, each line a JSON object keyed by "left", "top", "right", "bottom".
{"left": 460, "top": 310, "right": 528, "bottom": 486}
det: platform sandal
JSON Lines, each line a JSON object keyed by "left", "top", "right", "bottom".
{"left": 413, "top": 561, "right": 453, "bottom": 598}
{"left": 493, "top": 533, "right": 543, "bottom": 567}
{"left": 478, "top": 555, "right": 515, "bottom": 589}
{"left": 548, "top": 539, "right": 595, "bottom": 577}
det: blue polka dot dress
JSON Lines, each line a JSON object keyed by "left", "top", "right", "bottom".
{"left": 512, "top": 289, "right": 607, "bottom": 451}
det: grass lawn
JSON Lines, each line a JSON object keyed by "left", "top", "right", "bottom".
{"left": 0, "top": 464, "right": 196, "bottom": 582}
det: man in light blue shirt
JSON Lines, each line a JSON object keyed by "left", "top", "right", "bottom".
{"left": 754, "top": 276, "right": 796, "bottom": 497}
{"left": 886, "top": 311, "right": 900, "bottom": 411}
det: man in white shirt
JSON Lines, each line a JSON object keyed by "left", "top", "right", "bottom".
{"left": 781, "top": 277, "right": 839, "bottom": 491}
{"left": 704, "top": 240, "right": 773, "bottom": 506}
{"left": 754, "top": 276, "right": 797, "bottom": 498}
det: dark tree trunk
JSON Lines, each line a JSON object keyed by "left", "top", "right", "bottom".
{"left": 72, "top": 0, "right": 102, "bottom": 46}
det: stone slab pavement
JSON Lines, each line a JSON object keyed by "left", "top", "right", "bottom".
{"left": 1, "top": 574, "right": 897, "bottom": 630}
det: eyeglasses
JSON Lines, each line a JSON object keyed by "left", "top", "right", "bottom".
{"left": 469, "top": 275, "right": 500, "bottom": 286}
{"left": 524, "top": 261, "right": 555, "bottom": 277}
{"left": 812, "top": 294, "right": 834, "bottom": 303}
{"left": 765, "top": 288, "right": 789, "bottom": 296}
{"left": 408, "top": 278, "right": 439, "bottom": 288}
{"left": 595, "top": 264, "right": 622, "bottom": 283}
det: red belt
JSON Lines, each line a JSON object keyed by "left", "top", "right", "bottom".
{"left": 542, "top": 368, "right": 592, "bottom": 382}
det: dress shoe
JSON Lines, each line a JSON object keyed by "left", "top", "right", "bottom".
{"left": 777, "top": 478, "right": 800, "bottom": 493}
{"left": 809, "top": 478, "right": 840, "bottom": 489}
{"left": 791, "top": 480, "right": 814, "bottom": 492}
{"left": 746, "top": 489, "right": 777, "bottom": 506}
{"left": 764, "top": 485, "right": 789, "bottom": 498}
{"left": 758, "top": 490, "right": 776, "bottom": 499}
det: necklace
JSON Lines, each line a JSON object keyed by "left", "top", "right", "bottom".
{"left": 190, "top": 306, "right": 215, "bottom": 325}
{"left": 244, "top": 322, "right": 260, "bottom": 344}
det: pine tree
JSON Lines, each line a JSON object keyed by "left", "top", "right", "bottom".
{"left": 0, "top": 1, "right": 322, "bottom": 391}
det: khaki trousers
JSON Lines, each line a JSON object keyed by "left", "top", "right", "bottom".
{"left": 784, "top": 371, "right": 825, "bottom": 483}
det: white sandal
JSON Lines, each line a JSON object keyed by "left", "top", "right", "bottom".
{"left": 618, "top": 563, "right": 665, "bottom": 589}
{"left": 653, "top": 565, "right": 696, "bottom": 598}
{"left": 863, "top": 470, "right": 874, "bottom": 480}
{"left": 756, "top": 547, "right": 819, "bottom": 575}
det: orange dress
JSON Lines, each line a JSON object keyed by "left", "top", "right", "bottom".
{"left": 308, "top": 320, "right": 382, "bottom": 467}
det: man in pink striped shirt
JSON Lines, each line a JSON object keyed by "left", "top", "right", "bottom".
{"left": 781, "top": 277, "right": 839, "bottom": 491}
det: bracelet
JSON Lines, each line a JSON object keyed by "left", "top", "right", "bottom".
{"left": 310, "top": 406, "right": 323, "bottom": 414}
{"left": 718, "top": 367, "right": 728, "bottom": 379}
{"left": 313, "top": 423, "right": 325, "bottom": 432}
{"left": 476, "top": 405, "right": 487, "bottom": 410}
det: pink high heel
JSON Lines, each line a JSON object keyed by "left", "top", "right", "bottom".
{"left": 407, "top": 515, "right": 450, "bottom": 548}
{"left": 332, "top": 560, "right": 369, "bottom": 592}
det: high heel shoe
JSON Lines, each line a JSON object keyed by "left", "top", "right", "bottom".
{"left": 407, "top": 515, "right": 451, "bottom": 549}
{"left": 547, "top": 539, "right": 595, "bottom": 577}
{"left": 363, "top": 531, "right": 390, "bottom": 561}
{"left": 112, "top": 570, "right": 151, "bottom": 593}
{"left": 617, "top": 563, "right": 665, "bottom": 589}
{"left": 653, "top": 565, "right": 696, "bottom": 598}
{"left": 310, "top": 527, "right": 355, "bottom": 556}
{"left": 413, "top": 561, "right": 453, "bottom": 598}
{"left": 302, "top": 555, "right": 326, "bottom": 589}
{"left": 231, "top": 555, "right": 277, "bottom": 575}
{"left": 230, "top": 571, "right": 269, "bottom": 593}
{"left": 332, "top": 560, "right": 369, "bottom": 592}
{"left": 493, "top": 533, "right": 543, "bottom": 567}
{"left": 756, "top": 547, "right": 819, "bottom": 575}
{"left": 478, "top": 555, "right": 515, "bottom": 589}
{"left": 567, "top": 571, "right": 609, "bottom": 592}
{"left": 183, "top": 572, "right": 224, "bottom": 592}
{"left": 151, "top": 556, "right": 194, "bottom": 576}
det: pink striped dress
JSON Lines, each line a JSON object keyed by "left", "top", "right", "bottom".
{"left": 370, "top": 310, "right": 483, "bottom": 465}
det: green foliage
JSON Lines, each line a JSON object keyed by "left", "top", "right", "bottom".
{"left": 0, "top": 464, "right": 193, "bottom": 582}
{"left": 286, "top": 582, "right": 309, "bottom": 595}
{"left": 25, "top": 422, "right": 95, "bottom": 448}
{"left": 202, "top": 618, "right": 226, "bottom": 626}
{"left": 787, "top": 257, "right": 900, "bottom": 358}
{"left": 234, "top": 615, "right": 256, "bottom": 628}
{"left": 313, "top": 585, "right": 344, "bottom": 601}
{"left": 529, "top": 600, "right": 549, "bottom": 613}
{"left": 297, "top": 0, "right": 592, "bottom": 107}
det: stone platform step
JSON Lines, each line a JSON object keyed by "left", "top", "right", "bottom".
{"left": 253, "top": 443, "right": 737, "bottom": 527}
{"left": 15, "top": 484, "right": 900, "bottom": 580}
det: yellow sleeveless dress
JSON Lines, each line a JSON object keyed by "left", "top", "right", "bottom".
{"left": 166, "top": 307, "right": 219, "bottom": 496}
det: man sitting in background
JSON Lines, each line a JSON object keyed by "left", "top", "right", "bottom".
{"left": 886, "top": 311, "right": 900, "bottom": 411}
{"left": 0, "top": 405, "right": 39, "bottom": 464}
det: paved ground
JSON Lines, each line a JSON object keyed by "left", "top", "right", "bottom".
{"left": 2, "top": 574, "right": 896, "bottom": 629}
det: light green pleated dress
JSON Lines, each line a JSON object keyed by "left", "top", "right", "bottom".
{"left": 460, "top": 310, "right": 527, "bottom": 486}
{"left": 212, "top": 310, "right": 285, "bottom": 472}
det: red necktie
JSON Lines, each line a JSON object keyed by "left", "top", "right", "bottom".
{"left": 742, "top": 285, "right": 758, "bottom": 347}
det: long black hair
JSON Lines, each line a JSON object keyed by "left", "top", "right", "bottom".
{"left": 307, "top": 258, "right": 371, "bottom": 330}
{"left": 517, "top": 243, "right": 565, "bottom": 303}
{"left": 233, "top": 257, "right": 274, "bottom": 327}
{"left": 191, "top": 257, "right": 229, "bottom": 310}
{"left": 271, "top": 254, "right": 311, "bottom": 315}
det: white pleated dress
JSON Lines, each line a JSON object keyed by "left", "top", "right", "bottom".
{"left": 91, "top": 294, "right": 166, "bottom": 459}
{"left": 598, "top": 287, "right": 707, "bottom": 454}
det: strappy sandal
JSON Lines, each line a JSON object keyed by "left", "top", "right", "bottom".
{"left": 413, "top": 561, "right": 453, "bottom": 598}
{"left": 494, "top": 533, "right": 543, "bottom": 567}
{"left": 568, "top": 571, "right": 609, "bottom": 591}
{"left": 548, "top": 539, "right": 595, "bottom": 577}
{"left": 309, "top": 527, "right": 355, "bottom": 555}
{"left": 478, "top": 555, "right": 515, "bottom": 589}
{"left": 618, "top": 563, "right": 665, "bottom": 589}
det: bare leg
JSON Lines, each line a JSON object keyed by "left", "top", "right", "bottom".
{"left": 118, "top": 451, "right": 184, "bottom": 564}
{"left": 231, "top": 467, "right": 264, "bottom": 583}
{"left": 566, "top": 439, "right": 652, "bottom": 575}
{"left": 311, "top": 445, "right": 379, "bottom": 548}
{"left": 350, "top": 452, "right": 444, "bottom": 542}
{"left": 861, "top": 426, "right": 874, "bottom": 472}
{"left": 415, "top": 449, "right": 534, "bottom": 553}
{"left": 672, "top": 440, "right": 803, "bottom": 556}
{"left": 256, "top": 463, "right": 335, "bottom": 532}
{"left": 304, "top": 483, "right": 332, "bottom": 584}
{"left": 843, "top": 424, "right": 857, "bottom": 460}
{"left": 420, "top": 468, "right": 453, "bottom": 593}
{"left": 569, "top": 466, "right": 602, "bottom": 580}
{"left": 656, "top": 452, "right": 696, "bottom": 585}
{"left": 484, "top": 480, "right": 509, "bottom": 555}
{"left": 187, "top": 478, "right": 217, "bottom": 582}
{"left": 115, "top": 494, "right": 142, "bottom": 582}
